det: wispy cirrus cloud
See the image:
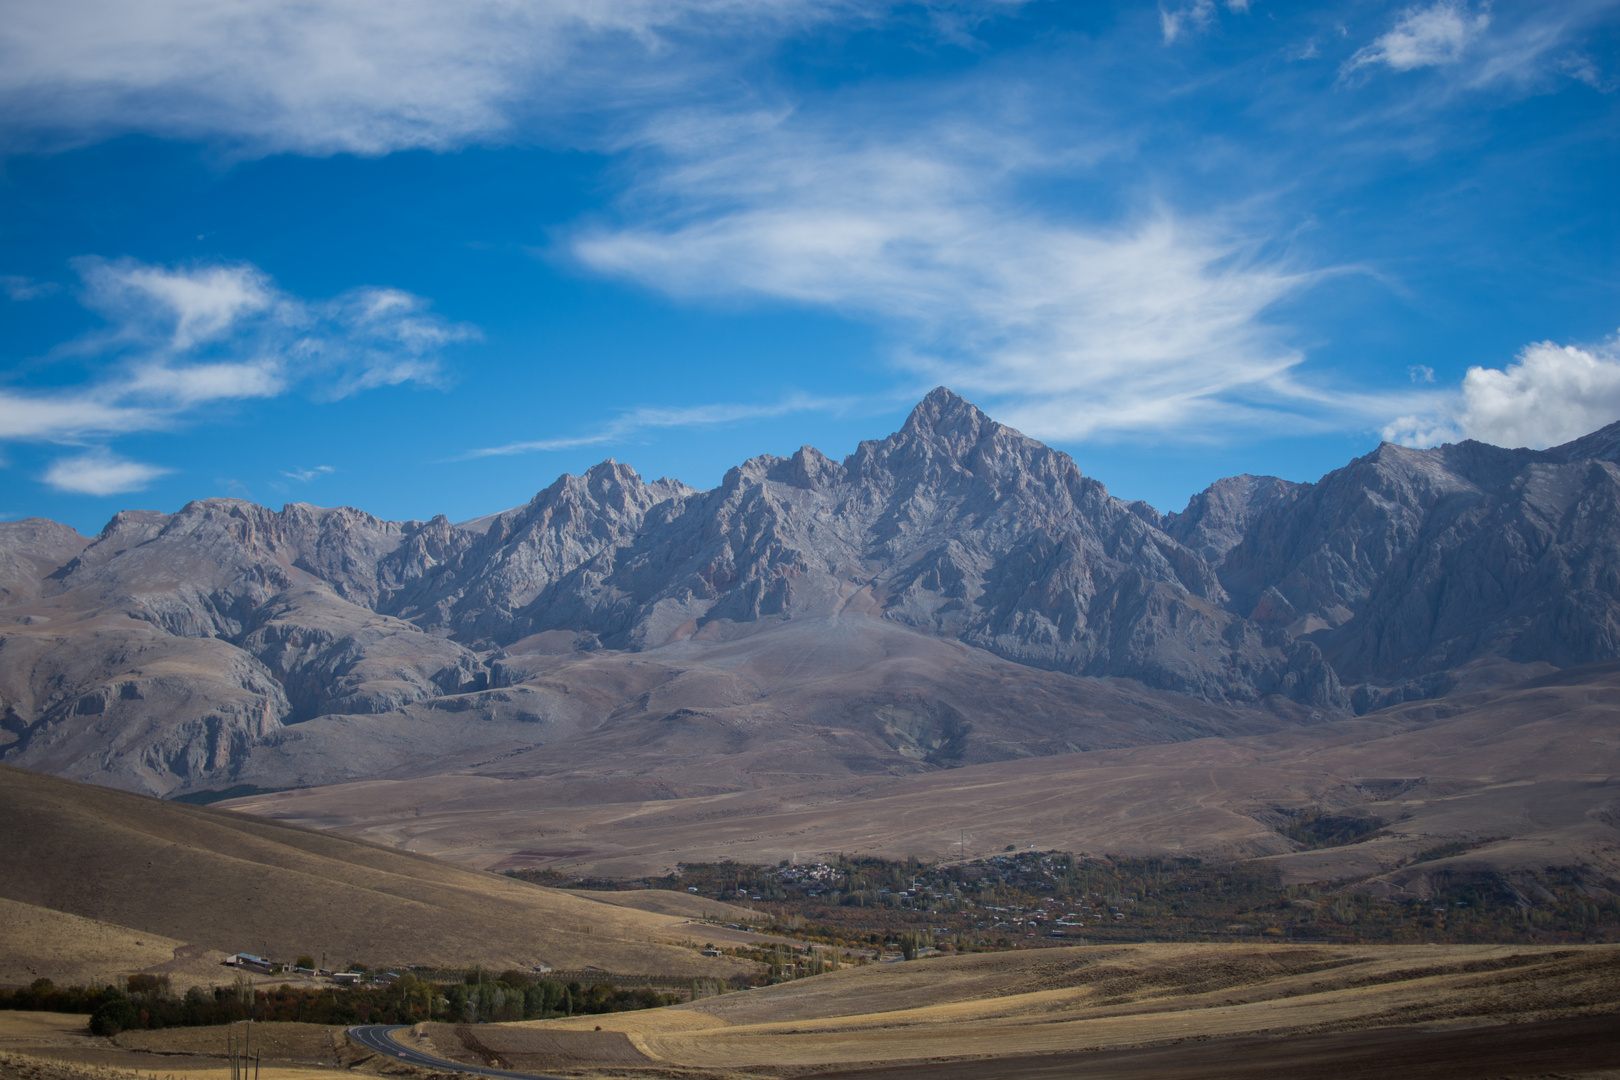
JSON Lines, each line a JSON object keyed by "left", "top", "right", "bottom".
{"left": 3, "top": 259, "right": 475, "bottom": 494}
{"left": 563, "top": 4, "right": 1619, "bottom": 449}
{"left": 1159, "top": 0, "right": 1250, "bottom": 46}
{"left": 463, "top": 393, "right": 863, "bottom": 458}
{"left": 0, "top": 0, "right": 912, "bottom": 155}
{"left": 1339, "top": 0, "right": 1618, "bottom": 92}
{"left": 573, "top": 105, "right": 1369, "bottom": 444}
{"left": 4, "top": 258, "right": 475, "bottom": 442}
{"left": 71, "top": 258, "right": 475, "bottom": 404}
{"left": 1344, "top": 1, "right": 1491, "bottom": 74}
{"left": 0, "top": 393, "right": 161, "bottom": 443}
{"left": 5, "top": 0, "right": 1614, "bottom": 480}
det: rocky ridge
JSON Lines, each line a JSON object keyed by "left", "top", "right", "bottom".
{"left": 4, "top": 387, "right": 1619, "bottom": 795}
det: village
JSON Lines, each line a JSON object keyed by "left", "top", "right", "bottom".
{"left": 513, "top": 848, "right": 1620, "bottom": 950}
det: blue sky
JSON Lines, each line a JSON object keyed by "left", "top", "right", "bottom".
{"left": 1, "top": 0, "right": 1616, "bottom": 534}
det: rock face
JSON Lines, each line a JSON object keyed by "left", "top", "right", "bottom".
{"left": 1198, "top": 438, "right": 1620, "bottom": 710}
{"left": 4, "top": 387, "right": 1620, "bottom": 795}
{"left": 366, "top": 392, "right": 1326, "bottom": 707}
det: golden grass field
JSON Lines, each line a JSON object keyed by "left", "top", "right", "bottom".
{"left": 0, "top": 766, "right": 759, "bottom": 981}
{"left": 0, "top": 900, "right": 223, "bottom": 991}
{"left": 415, "top": 942, "right": 1620, "bottom": 1078}
{"left": 3, "top": 941, "right": 1617, "bottom": 1078}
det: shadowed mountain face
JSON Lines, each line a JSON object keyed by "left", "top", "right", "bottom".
{"left": 4, "top": 388, "right": 1620, "bottom": 796}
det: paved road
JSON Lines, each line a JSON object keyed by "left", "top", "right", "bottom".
{"left": 346, "top": 1025, "right": 566, "bottom": 1080}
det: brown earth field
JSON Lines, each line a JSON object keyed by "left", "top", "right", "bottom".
{"left": 226, "top": 661, "right": 1620, "bottom": 891}
{"left": 0, "top": 1013, "right": 434, "bottom": 1080}
{"left": 0, "top": 766, "right": 763, "bottom": 983}
{"left": 411, "top": 942, "right": 1620, "bottom": 1078}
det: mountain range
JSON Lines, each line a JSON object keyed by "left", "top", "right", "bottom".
{"left": 4, "top": 387, "right": 1620, "bottom": 801}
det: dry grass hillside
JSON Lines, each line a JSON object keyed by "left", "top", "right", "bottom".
{"left": 0, "top": 1012, "right": 373, "bottom": 1080}
{"left": 564, "top": 890, "right": 760, "bottom": 923}
{"left": 417, "top": 942, "right": 1620, "bottom": 1078}
{"left": 0, "top": 897, "right": 230, "bottom": 989}
{"left": 228, "top": 661, "right": 1620, "bottom": 885}
{"left": 0, "top": 766, "right": 755, "bottom": 981}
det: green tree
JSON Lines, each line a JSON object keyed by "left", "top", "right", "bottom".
{"left": 89, "top": 998, "right": 138, "bottom": 1036}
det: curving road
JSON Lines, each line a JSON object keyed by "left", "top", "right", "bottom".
{"left": 347, "top": 1025, "right": 566, "bottom": 1080}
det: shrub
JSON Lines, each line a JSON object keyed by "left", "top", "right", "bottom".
{"left": 90, "top": 999, "right": 139, "bottom": 1036}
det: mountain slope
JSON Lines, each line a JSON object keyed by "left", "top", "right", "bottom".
{"left": 1202, "top": 438, "right": 1620, "bottom": 708}
{"left": 227, "top": 658, "right": 1620, "bottom": 885}
{"left": 4, "top": 388, "right": 1620, "bottom": 796}
{"left": 0, "top": 764, "right": 752, "bottom": 976}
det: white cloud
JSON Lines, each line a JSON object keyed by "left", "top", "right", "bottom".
{"left": 465, "top": 393, "right": 860, "bottom": 457}
{"left": 1159, "top": 0, "right": 1250, "bottom": 45}
{"left": 0, "top": 391, "right": 161, "bottom": 441}
{"left": 1345, "top": 2, "right": 1490, "bottom": 75}
{"left": 0, "top": 0, "right": 884, "bottom": 155}
{"left": 0, "top": 259, "right": 476, "bottom": 443}
{"left": 83, "top": 260, "right": 275, "bottom": 348}
{"left": 1160, "top": 1, "right": 1215, "bottom": 45}
{"left": 575, "top": 113, "right": 1334, "bottom": 443}
{"left": 42, "top": 449, "right": 171, "bottom": 495}
{"left": 303, "top": 287, "right": 475, "bottom": 398}
{"left": 1383, "top": 331, "right": 1620, "bottom": 449}
{"left": 281, "top": 465, "right": 335, "bottom": 482}
{"left": 125, "top": 360, "right": 284, "bottom": 406}
{"left": 1340, "top": 1, "right": 1620, "bottom": 97}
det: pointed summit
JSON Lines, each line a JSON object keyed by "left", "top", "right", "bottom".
{"left": 903, "top": 386, "right": 987, "bottom": 429}
{"left": 898, "top": 387, "right": 998, "bottom": 455}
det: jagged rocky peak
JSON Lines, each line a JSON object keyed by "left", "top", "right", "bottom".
{"left": 527, "top": 458, "right": 692, "bottom": 519}
{"left": 9, "top": 386, "right": 1620, "bottom": 795}
{"left": 844, "top": 388, "right": 1115, "bottom": 535}
{"left": 778, "top": 445, "right": 845, "bottom": 490}
{"left": 854, "top": 387, "right": 1051, "bottom": 478}
{"left": 1168, "top": 474, "right": 1304, "bottom": 566}
{"left": 899, "top": 385, "right": 996, "bottom": 453}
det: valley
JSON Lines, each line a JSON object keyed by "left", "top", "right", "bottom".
{"left": 4, "top": 391, "right": 1620, "bottom": 1077}
{"left": 221, "top": 657, "right": 1620, "bottom": 889}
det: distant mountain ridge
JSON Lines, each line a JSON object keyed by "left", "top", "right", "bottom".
{"left": 5, "top": 387, "right": 1620, "bottom": 795}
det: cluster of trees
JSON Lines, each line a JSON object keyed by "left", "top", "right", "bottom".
{"left": 0, "top": 970, "right": 680, "bottom": 1036}
{"left": 449, "top": 969, "right": 677, "bottom": 1021}
{"left": 0, "top": 975, "right": 261, "bottom": 1036}
{"left": 0, "top": 978, "right": 125, "bottom": 1017}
